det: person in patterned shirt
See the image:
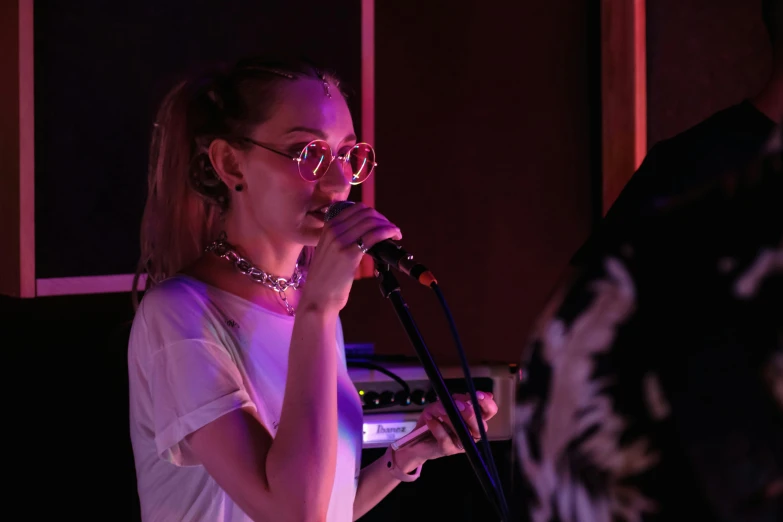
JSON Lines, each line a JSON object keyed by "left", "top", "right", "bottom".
{"left": 514, "top": 119, "right": 781, "bottom": 522}
{"left": 513, "top": 3, "right": 782, "bottom": 518}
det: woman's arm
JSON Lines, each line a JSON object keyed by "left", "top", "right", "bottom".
{"left": 187, "top": 308, "right": 340, "bottom": 522}
{"left": 184, "top": 204, "right": 403, "bottom": 522}
{"left": 352, "top": 443, "right": 426, "bottom": 520}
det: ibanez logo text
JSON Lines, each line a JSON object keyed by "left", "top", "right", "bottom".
{"left": 376, "top": 425, "right": 408, "bottom": 434}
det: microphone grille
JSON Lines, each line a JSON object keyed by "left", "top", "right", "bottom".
{"left": 324, "top": 200, "right": 354, "bottom": 223}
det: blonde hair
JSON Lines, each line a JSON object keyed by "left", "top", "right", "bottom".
{"left": 132, "top": 57, "right": 342, "bottom": 308}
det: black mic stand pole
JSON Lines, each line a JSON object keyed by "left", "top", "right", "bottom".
{"left": 373, "top": 262, "right": 510, "bottom": 522}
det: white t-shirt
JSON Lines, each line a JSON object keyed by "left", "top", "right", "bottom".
{"left": 128, "top": 275, "right": 363, "bottom": 522}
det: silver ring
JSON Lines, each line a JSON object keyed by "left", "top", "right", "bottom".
{"left": 357, "top": 238, "right": 369, "bottom": 254}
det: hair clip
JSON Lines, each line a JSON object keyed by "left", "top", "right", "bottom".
{"left": 314, "top": 69, "right": 331, "bottom": 98}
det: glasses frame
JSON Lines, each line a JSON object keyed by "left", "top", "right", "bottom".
{"left": 238, "top": 137, "right": 377, "bottom": 185}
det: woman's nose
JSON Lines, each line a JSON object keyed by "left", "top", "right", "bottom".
{"left": 318, "top": 157, "right": 351, "bottom": 194}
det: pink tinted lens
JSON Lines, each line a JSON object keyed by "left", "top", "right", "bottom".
{"left": 299, "top": 140, "right": 333, "bottom": 181}
{"left": 347, "top": 143, "right": 375, "bottom": 185}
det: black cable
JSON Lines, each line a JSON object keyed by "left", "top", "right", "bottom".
{"left": 431, "top": 282, "right": 510, "bottom": 520}
{"left": 346, "top": 359, "right": 411, "bottom": 395}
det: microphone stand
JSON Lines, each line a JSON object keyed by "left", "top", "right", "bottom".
{"left": 373, "top": 262, "right": 510, "bottom": 522}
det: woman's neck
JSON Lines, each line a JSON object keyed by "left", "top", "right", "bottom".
{"left": 182, "top": 225, "right": 305, "bottom": 315}
{"left": 185, "top": 253, "right": 303, "bottom": 315}
{"left": 219, "top": 226, "right": 303, "bottom": 279}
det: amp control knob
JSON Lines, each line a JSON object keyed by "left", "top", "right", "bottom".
{"left": 363, "top": 391, "right": 380, "bottom": 407}
{"left": 411, "top": 389, "right": 427, "bottom": 405}
{"left": 379, "top": 391, "right": 395, "bottom": 406}
{"left": 395, "top": 390, "right": 411, "bottom": 406}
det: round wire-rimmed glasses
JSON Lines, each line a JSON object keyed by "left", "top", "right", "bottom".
{"left": 239, "top": 137, "right": 377, "bottom": 185}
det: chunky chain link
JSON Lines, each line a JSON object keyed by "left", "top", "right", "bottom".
{"left": 205, "top": 232, "right": 304, "bottom": 316}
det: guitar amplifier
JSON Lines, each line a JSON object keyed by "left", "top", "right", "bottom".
{"left": 348, "top": 360, "right": 520, "bottom": 449}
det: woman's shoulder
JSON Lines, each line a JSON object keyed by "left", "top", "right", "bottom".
{"left": 131, "top": 275, "right": 218, "bottom": 344}
{"left": 139, "top": 274, "right": 208, "bottom": 307}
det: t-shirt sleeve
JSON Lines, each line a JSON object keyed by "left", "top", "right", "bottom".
{"left": 150, "top": 339, "right": 256, "bottom": 466}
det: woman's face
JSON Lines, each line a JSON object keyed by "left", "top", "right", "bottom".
{"left": 233, "top": 78, "right": 357, "bottom": 247}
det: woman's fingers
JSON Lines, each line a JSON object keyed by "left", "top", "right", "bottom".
{"left": 326, "top": 205, "right": 402, "bottom": 251}
{"left": 424, "top": 414, "right": 463, "bottom": 452}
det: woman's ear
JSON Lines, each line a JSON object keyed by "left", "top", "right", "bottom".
{"left": 208, "top": 139, "right": 245, "bottom": 189}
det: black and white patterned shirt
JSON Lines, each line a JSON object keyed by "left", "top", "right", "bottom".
{"left": 515, "top": 125, "right": 782, "bottom": 522}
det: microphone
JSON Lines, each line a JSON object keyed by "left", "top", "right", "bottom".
{"left": 324, "top": 201, "right": 437, "bottom": 287}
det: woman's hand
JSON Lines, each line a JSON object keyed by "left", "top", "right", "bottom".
{"left": 399, "top": 392, "right": 499, "bottom": 463}
{"left": 299, "top": 203, "right": 401, "bottom": 314}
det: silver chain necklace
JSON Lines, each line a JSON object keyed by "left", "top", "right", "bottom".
{"left": 205, "top": 232, "right": 304, "bottom": 316}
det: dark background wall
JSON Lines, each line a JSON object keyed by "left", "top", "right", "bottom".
{"left": 646, "top": 0, "right": 771, "bottom": 146}
{"left": 341, "top": 0, "right": 598, "bottom": 367}
{"left": 2, "top": 0, "right": 773, "bottom": 519}
{"left": 32, "top": 0, "right": 363, "bottom": 279}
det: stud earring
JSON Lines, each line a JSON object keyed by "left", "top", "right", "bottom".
{"left": 235, "top": 184, "right": 243, "bottom": 192}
